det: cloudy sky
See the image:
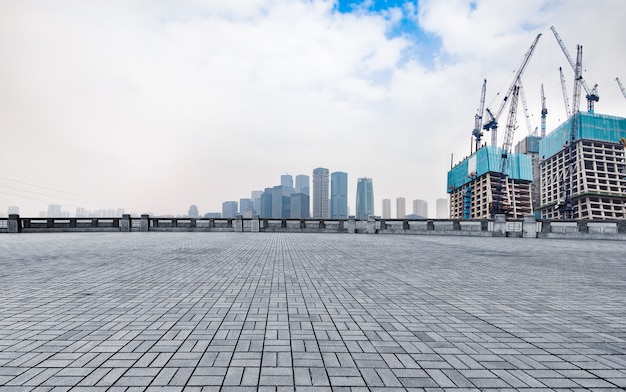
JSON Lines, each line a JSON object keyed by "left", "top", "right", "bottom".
{"left": 1, "top": 0, "right": 625, "bottom": 217}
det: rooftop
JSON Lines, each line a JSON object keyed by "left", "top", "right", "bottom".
{"left": 1, "top": 233, "right": 625, "bottom": 390}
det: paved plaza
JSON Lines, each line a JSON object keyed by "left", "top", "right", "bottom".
{"left": 0, "top": 233, "right": 625, "bottom": 391}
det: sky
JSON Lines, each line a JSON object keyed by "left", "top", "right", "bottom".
{"left": 1, "top": 0, "right": 626, "bottom": 217}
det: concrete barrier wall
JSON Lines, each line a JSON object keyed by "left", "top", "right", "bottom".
{"left": 2, "top": 214, "right": 626, "bottom": 240}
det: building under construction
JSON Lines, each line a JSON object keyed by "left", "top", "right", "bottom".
{"left": 447, "top": 146, "right": 533, "bottom": 219}
{"left": 537, "top": 112, "right": 626, "bottom": 219}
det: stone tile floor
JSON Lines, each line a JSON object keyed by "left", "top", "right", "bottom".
{"left": 0, "top": 232, "right": 625, "bottom": 391}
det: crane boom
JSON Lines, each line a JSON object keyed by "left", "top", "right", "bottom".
{"left": 559, "top": 67, "right": 571, "bottom": 118}
{"left": 571, "top": 45, "right": 583, "bottom": 140}
{"left": 550, "top": 26, "right": 598, "bottom": 112}
{"left": 617, "top": 77, "right": 626, "bottom": 100}
{"left": 517, "top": 81, "right": 536, "bottom": 136}
{"left": 472, "top": 79, "right": 487, "bottom": 152}
{"left": 541, "top": 83, "right": 547, "bottom": 137}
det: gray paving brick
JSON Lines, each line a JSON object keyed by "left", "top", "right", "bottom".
{"left": 1, "top": 233, "right": 625, "bottom": 390}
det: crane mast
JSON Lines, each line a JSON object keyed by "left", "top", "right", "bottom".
{"left": 472, "top": 79, "right": 487, "bottom": 152}
{"left": 550, "top": 26, "right": 598, "bottom": 113}
{"left": 483, "top": 33, "right": 542, "bottom": 146}
{"left": 541, "top": 84, "right": 547, "bottom": 138}
{"left": 571, "top": 45, "right": 583, "bottom": 140}
{"left": 492, "top": 85, "right": 520, "bottom": 217}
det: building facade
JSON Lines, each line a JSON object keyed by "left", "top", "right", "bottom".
{"left": 436, "top": 198, "right": 448, "bottom": 219}
{"left": 239, "top": 198, "right": 254, "bottom": 218}
{"left": 312, "top": 167, "right": 330, "bottom": 218}
{"left": 290, "top": 193, "right": 310, "bottom": 219}
{"left": 412, "top": 199, "right": 428, "bottom": 218}
{"left": 396, "top": 197, "right": 406, "bottom": 219}
{"left": 330, "top": 171, "right": 348, "bottom": 219}
{"left": 538, "top": 112, "right": 626, "bottom": 219}
{"left": 356, "top": 177, "right": 374, "bottom": 219}
{"left": 381, "top": 199, "right": 391, "bottom": 219}
{"left": 515, "top": 135, "right": 542, "bottom": 215}
{"left": 221, "top": 201, "right": 238, "bottom": 218}
{"left": 447, "top": 145, "right": 533, "bottom": 219}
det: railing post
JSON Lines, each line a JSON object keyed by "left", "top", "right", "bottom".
{"left": 402, "top": 219, "right": 409, "bottom": 230}
{"left": 348, "top": 216, "right": 356, "bottom": 234}
{"left": 367, "top": 216, "right": 376, "bottom": 234}
{"left": 121, "top": 214, "right": 131, "bottom": 232}
{"left": 577, "top": 220, "right": 588, "bottom": 233}
{"left": 8, "top": 214, "right": 20, "bottom": 233}
{"left": 618, "top": 220, "right": 626, "bottom": 234}
{"left": 235, "top": 215, "right": 243, "bottom": 232}
{"left": 493, "top": 214, "right": 507, "bottom": 237}
{"left": 252, "top": 215, "right": 260, "bottom": 232}
{"left": 452, "top": 219, "right": 461, "bottom": 231}
{"left": 522, "top": 214, "right": 538, "bottom": 238}
{"left": 140, "top": 214, "right": 150, "bottom": 232}
{"left": 427, "top": 219, "right": 434, "bottom": 231}
{"left": 541, "top": 220, "right": 551, "bottom": 233}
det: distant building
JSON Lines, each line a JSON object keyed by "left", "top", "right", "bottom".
{"left": 412, "top": 199, "right": 428, "bottom": 218}
{"left": 281, "top": 174, "right": 293, "bottom": 190}
{"left": 515, "top": 135, "right": 542, "bottom": 215}
{"left": 330, "top": 171, "right": 348, "bottom": 219}
{"left": 355, "top": 178, "right": 374, "bottom": 219}
{"left": 188, "top": 205, "right": 199, "bottom": 218}
{"left": 8, "top": 206, "right": 19, "bottom": 215}
{"left": 396, "top": 197, "right": 406, "bottom": 219}
{"left": 436, "top": 198, "right": 448, "bottom": 219}
{"left": 222, "top": 201, "right": 238, "bottom": 218}
{"left": 381, "top": 199, "right": 391, "bottom": 219}
{"left": 204, "top": 212, "right": 221, "bottom": 218}
{"left": 295, "top": 174, "right": 310, "bottom": 196}
{"left": 312, "top": 168, "right": 330, "bottom": 218}
{"left": 47, "top": 204, "right": 62, "bottom": 218}
{"left": 290, "top": 193, "right": 310, "bottom": 219}
{"left": 251, "top": 190, "right": 263, "bottom": 215}
{"left": 260, "top": 188, "right": 273, "bottom": 218}
{"left": 239, "top": 198, "right": 254, "bottom": 217}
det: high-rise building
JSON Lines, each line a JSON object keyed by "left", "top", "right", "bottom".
{"left": 330, "top": 171, "right": 348, "bottom": 219}
{"left": 290, "top": 193, "right": 310, "bottom": 219}
{"left": 188, "top": 205, "right": 199, "bottom": 218}
{"left": 251, "top": 190, "right": 263, "bottom": 215}
{"left": 355, "top": 177, "right": 374, "bottom": 219}
{"left": 260, "top": 188, "right": 273, "bottom": 218}
{"left": 47, "top": 204, "right": 62, "bottom": 218}
{"left": 312, "top": 168, "right": 330, "bottom": 218}
{"left": 396, "top": 197, "right": 406, "bottom": 219}
{"left": 239, "top": 198, "right": 254, "bottom": 218}
{"left": 382, "top": 199, "right": 391, "bottom": 219}
{"left": 221, "top": 201, "right": 238, "bottom": 218}
{"left": 271, "top": 185, "right": 291, "bottom": 218}
{"left": 281, "top": 174, "right": 293, "bottom": 190}
{"left": 436, "top": 198, "right": 448, "bottom": 219}
{"left": 295, "top": 175, "right": 310, "bottom": 196}
{"left": 412, "top": 199, "right": 428, "bottom": 218}
{"left": 7, "top": 206, "right": 19, "bottom": 215}
{"left": 447, "top": 145, "right": 533, "bottom": 219}
{"left": 515, "top": 135, "right": 542, "bottom": 215}
{"left": 538, "top": 112, "right": 626, "bottom": 219}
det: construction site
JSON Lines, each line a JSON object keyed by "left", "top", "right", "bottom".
{"left": 447, "top": 27, "right": 626, "bottom": 220}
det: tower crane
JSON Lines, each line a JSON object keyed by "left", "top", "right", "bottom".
{"left": 472, "top": 79, "right": 487, "bottom": 152}
{"left": 559, "top": 67, "right": 572, "bottom": 118}
{"left": 518, "top": 81, "right": 537, "bottom": 136}
{"left": 540, "top": 84, "right": 547, "bottom": 137}
{"left": 550, "top": 26, "right": 599, "bottom": 113}
{"left": 616, "top": 77, "right": 626, "bottom": 100}
{"left": 483, "top": 33, "right": 542, "bottom": 147}
{"left": 492, "top": 85, "right": 521, "bottom": 216}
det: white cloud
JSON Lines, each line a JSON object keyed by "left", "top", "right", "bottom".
{"left": 1, "top": 0, "right": 625, "bottom": 217}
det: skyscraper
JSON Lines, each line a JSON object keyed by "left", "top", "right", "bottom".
{"left": 355, "top": 177, "right": 374, "bottom": 219}
{"left": 382, "top": 199, "right": 391, "bottom": 219}
{"left": 239, "top": 198, "right": 254, "bottom": 218}
{"left": 188, "top": 205, "right": 199, "bottom": 218}
{"left": 222, "top": 201, "right": 238, "bottom": 218}
{"left": 312, "top": 167, "right": 329, "bottom": 218}
{"left": 412, "top": 199, "right": 428, "bottom": 218}
{"left": 436, "top": 198, "right": 448, "bottom": 219}
{"left": 295, "top": 174, "right": 310, "bottom": 196}
{"left": 251, "top": 190, "right": 263, "bottom": 215}
{"left": 330, "top": 171, "right": 348, "bottom": 219}
{"left": 260, "top": 188, "right": 273, "bottom": 218}
{"left": 290, "top": 192, "right": 310, "bottom": 219}
{"left": 396, "top": 197, "right": 406, "bottom": 219}
{"left": 281, "top": 174, "right": 293, "bottom": 190}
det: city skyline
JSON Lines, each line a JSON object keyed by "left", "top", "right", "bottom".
{"left": 2, "top": 2, "right": 625, "bottom": 218}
